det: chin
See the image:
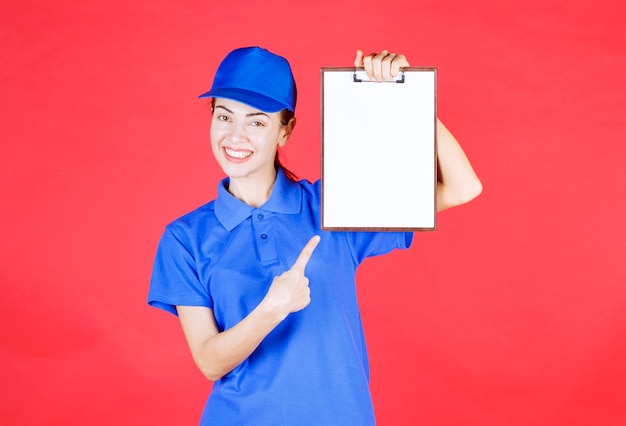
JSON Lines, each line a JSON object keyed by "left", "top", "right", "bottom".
{"left": 220, "top": 163, "right": 254, "bottom": 179}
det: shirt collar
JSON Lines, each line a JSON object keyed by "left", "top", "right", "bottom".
{"left": 214, "top": 168, "right": 302, "bottom": 231}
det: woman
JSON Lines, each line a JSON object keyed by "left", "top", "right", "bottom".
{"left": 149, "top": 46, "right": 482, "bottom": 425}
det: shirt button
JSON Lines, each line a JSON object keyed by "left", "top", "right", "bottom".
{"left": 257, "top": 213, "right": 264, "bottom": 220}
{"left": 260, "top": 234, "right": 268, "bottom": 240}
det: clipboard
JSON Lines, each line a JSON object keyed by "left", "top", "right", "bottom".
{"left": 321, "top": 67, "right": 438, "bottom": 231}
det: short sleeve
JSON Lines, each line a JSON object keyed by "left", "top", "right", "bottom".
{"left": 345, "top": 231, "right": 413, "bottom": 265}
{"left": 147, "top": 225, "right": 214, "bottom": 316}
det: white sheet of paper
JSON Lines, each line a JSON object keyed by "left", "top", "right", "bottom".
{"left": 321, "top": 68, "right": 437, "bottom": 230}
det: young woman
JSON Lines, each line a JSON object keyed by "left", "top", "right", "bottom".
{"left": 149, "top": 46, "right": 482, "bottom": 425}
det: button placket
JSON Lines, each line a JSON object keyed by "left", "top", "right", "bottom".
{"left": 252, "top": 209, "right": 277, "bottom": 264}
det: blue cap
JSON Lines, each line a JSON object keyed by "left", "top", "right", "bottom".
{"left": 199, "top": 46, "right": 297, "bottom": 113}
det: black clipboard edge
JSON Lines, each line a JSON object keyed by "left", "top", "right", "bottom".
{"left": 353, "top": 70, "right": 405, "bottom": 83}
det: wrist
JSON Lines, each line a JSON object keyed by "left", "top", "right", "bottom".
{"left": 257, "top": 296, "right": 289, "bottom": 326}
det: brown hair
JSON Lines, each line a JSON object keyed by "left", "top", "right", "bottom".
{"left": 276, "top": 108, "right": 298, "bottom": 181}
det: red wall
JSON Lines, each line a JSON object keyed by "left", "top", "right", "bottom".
{"left": 1, "top": 1, "right": 625, "bottom": 424}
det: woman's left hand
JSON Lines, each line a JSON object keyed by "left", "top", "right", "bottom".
{"left": 354, "top": 49, "right": 410, "bottom": 82}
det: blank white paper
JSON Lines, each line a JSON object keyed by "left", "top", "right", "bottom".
{"left": 321, "top": 68, "right": 437, "bottom": 230}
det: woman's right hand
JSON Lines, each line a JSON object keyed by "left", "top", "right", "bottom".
{"left": 263, "top": 235, "right": 321, "bottom": 320}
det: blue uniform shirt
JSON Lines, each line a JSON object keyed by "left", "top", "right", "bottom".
{"left": 148, "top": 169, "right": 413, "bottom": 425}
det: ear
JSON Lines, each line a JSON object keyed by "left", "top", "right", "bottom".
{"left": 278, "top": 117, "right": 296, "bottom": 147}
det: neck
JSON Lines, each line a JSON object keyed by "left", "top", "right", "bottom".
{"left": 228, "top": 169, "right": 278, "bottom": 208}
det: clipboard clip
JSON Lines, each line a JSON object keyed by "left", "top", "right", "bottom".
{"left": 353, "top": 69, "right": 405, "bottom": 83}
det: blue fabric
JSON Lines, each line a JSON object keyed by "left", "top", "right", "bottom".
{"left": 148, "top": 168, "right": 413, "bottom": 425}
{"left": 198, "top": 46, "right": 297, "bottom": 113}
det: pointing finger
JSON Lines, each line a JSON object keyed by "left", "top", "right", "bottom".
{"left": 291, "top": 235, "right": 321, "bottom": 271}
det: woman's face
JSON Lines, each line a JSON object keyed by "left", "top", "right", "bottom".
{"left": 210, "top": 98, "right": 291, "bottom": 183}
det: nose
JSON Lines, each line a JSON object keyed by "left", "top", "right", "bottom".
{"left": 230, "top": 121, "right": 247, "bottom": 144}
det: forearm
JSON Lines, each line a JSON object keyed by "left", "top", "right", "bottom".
{"left": 436, "top": 119, "right": 482, "bottom": 211}
{"left": 203, "top": 303, "right": 284, "bottom": 380}
{"left": 181, "top": 300, "right": 285, "bottom": 382}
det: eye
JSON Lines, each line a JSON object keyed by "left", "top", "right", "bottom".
{"left": 250, "top": 120, "right": 266, "bottom": 127}
{"left": 215, "top": 114, "right": 230, "bottom": 122}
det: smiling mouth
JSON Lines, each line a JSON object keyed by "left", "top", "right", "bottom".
{"left": 224, "top": 148, "right": 252, "bottom": 160}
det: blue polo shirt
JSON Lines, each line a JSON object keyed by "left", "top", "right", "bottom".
{"left": 148, "top": 168, "right": 413, "bottom": 425}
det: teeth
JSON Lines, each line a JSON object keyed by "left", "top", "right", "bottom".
{"left": 225, "top": 148, "right": 252, "bottom": 159}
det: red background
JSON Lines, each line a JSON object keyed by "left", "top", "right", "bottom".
{"left": 1, "top": 1, "right": 625, "bottom": 425}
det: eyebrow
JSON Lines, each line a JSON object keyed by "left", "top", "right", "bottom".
{"left": 214, "top": 105, "right": 271, "bottom": 118}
